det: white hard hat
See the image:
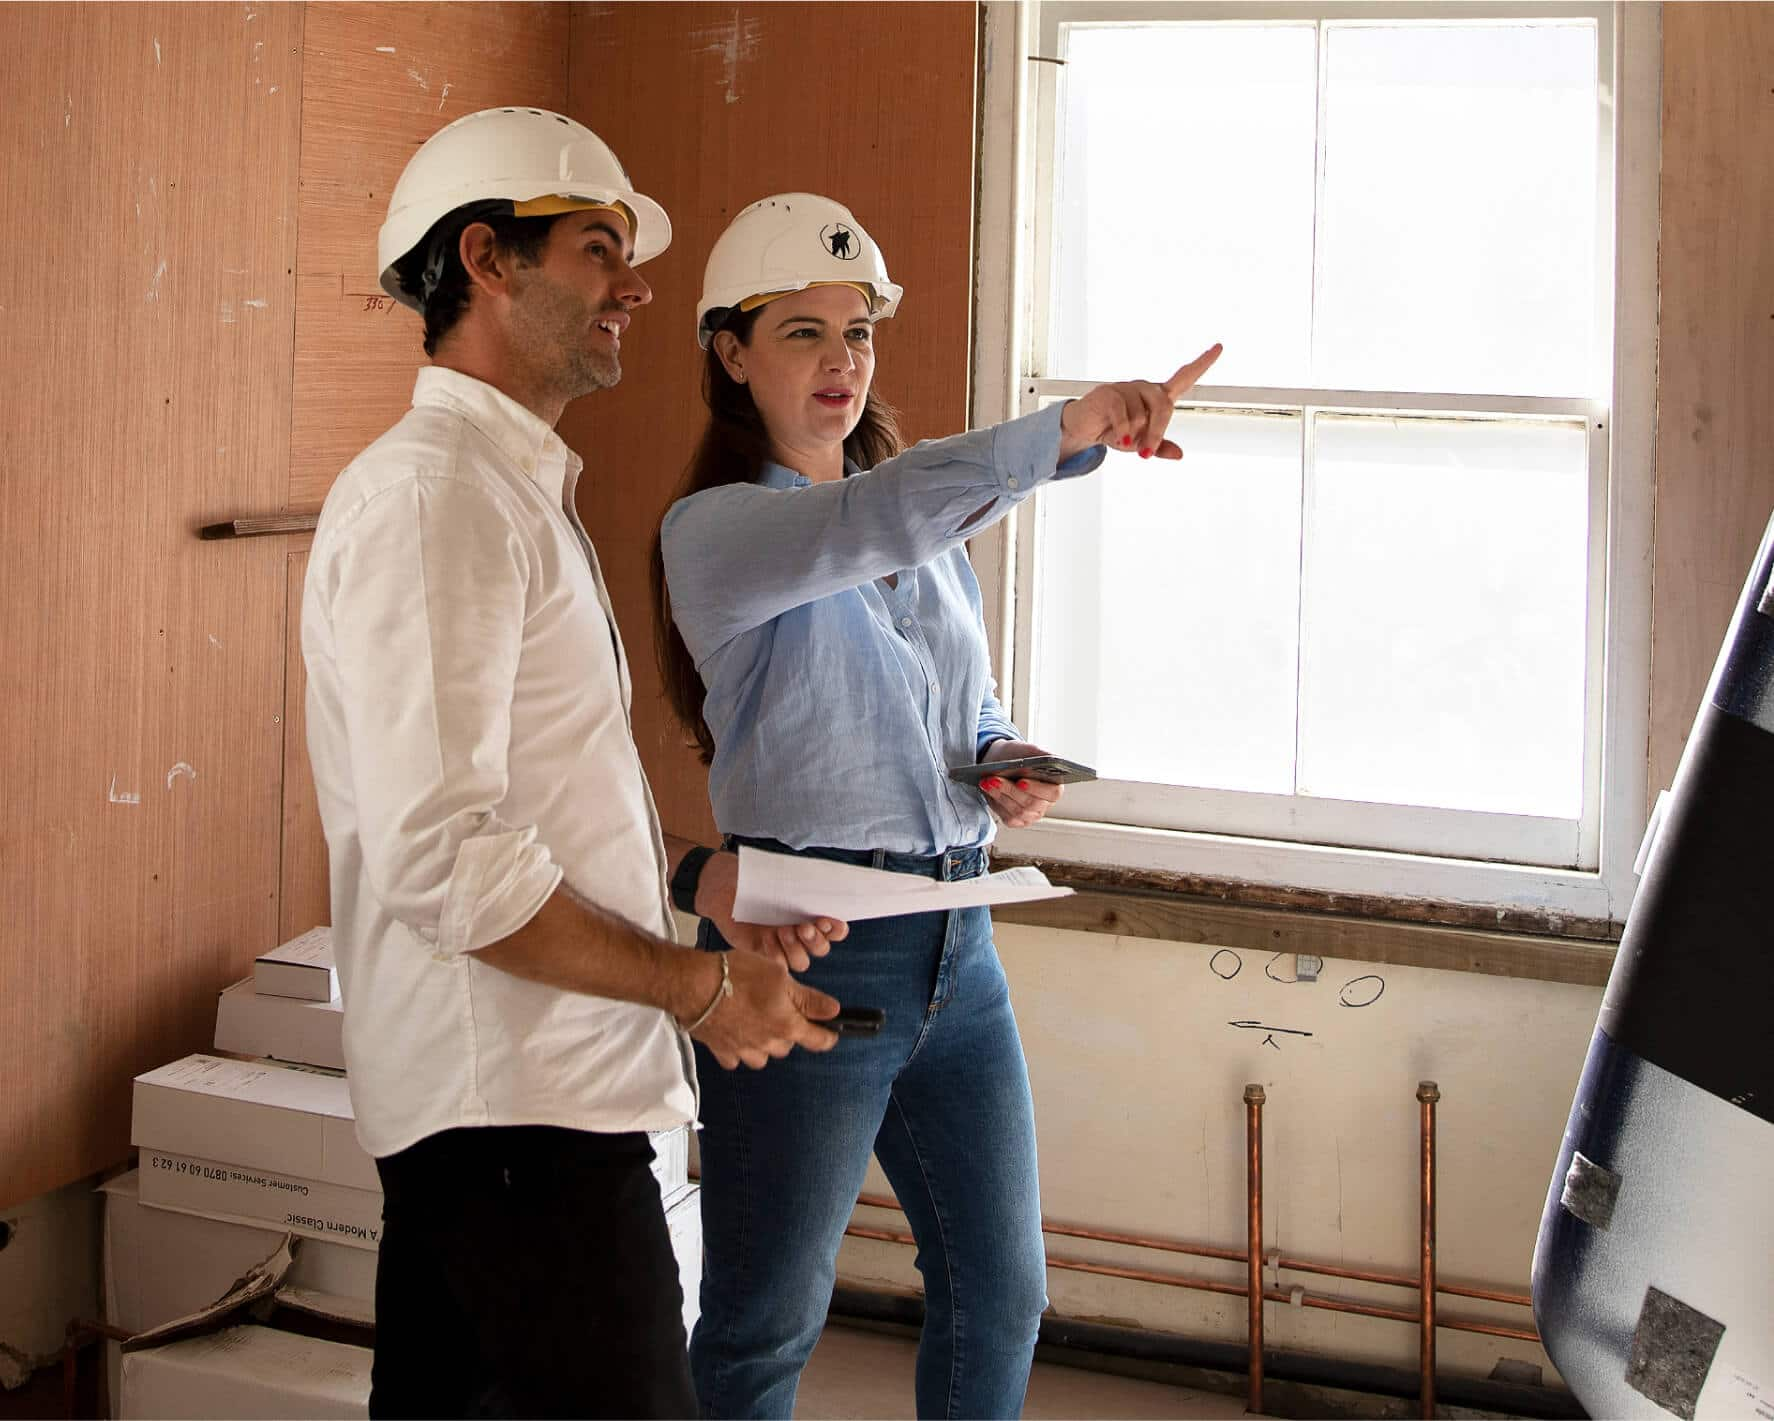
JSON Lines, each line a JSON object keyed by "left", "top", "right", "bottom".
{"left": 377, "top": 107, "right": 671, "bottom": 311}
{"left": 696, "top": 193, "right": 902, "bottom": 349}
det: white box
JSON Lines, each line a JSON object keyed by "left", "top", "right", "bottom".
{"left": 119, "top": 1324, "right": 369, "bottom": 1420}
{"left": 214, "top": 977, "right": 346, "bottom": 1070}
{"left": 252, "top": 926, "right": 337, "bottom": 1001}
{"left": 104, "top": 1180, "right": 697, "bottom": 1416}
{"left": 132, "top": 1055, "right": 382, "bottom": 1249}
{"left": 102, "top": 1171, "right": 378, "bottom": 1329}
{"left": 101, "top": 1170, "right": 377, "bottom": 1418}
{"left": 134, "top": 1055, "right": 691, "bottom": 1242}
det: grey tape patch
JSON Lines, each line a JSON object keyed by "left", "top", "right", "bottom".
{"left": 1625, "top": 1286, "right": 1725, "bottom": 1420}
{"left": 1560, "top": 1150, "right": 1622, "bottom": 1230}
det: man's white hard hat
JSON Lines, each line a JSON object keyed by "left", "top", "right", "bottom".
{"left": 377, "top": 107, "right": 671, "bottom": 311}
{"left": 696, "top": 193, "right": 902, "bottom": 349}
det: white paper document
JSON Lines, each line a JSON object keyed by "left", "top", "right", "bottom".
{"left": 733, "top": 845, "right": 1072, "bottom": 925}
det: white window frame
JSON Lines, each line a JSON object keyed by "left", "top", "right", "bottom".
{"left": 969, "top": 0, "right": 1659, "bottom": 924}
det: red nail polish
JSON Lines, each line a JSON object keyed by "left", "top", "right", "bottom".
{"left": 1120, "top": 435, "right": 1133, "bottom": 447}
{"left": 982, "top": 777, "right": 1002, "bottom": 791}
{"left": 1140, "top": 448, "right": 1152, "bottom": 459}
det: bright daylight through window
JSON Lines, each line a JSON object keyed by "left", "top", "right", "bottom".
{"left": 988, "top": 3, "right": 1654, "bottom": 915}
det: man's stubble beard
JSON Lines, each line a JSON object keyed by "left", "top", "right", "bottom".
{"left": 512, "top": 270, "right": 622, "bottom": 402}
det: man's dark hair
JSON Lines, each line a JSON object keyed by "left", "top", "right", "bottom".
{"left": 392, "top": 205, "right": 561, "bottom": 356}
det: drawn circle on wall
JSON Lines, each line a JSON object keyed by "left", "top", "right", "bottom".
{"left": 1339, "top": 975, "right": 1386, "bottom": 1008}
{"left": 1209, "top": 949, "right": 1243, "bottom": 980}
{"left": 820, "top": 223, "right": 860, "bottom": 260}
{"left": 1264, "top": 952, "right": 1297, "bottom": 984}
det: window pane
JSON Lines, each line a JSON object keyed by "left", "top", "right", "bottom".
{"left": 1315, "top": 22, "right": 1600, "bottom": 396}
{"left": 1034, "top": 410, "right": 1302, "bottom": 792}
{"left": 1298, "top": 415, "right": 1588, "bottom": 817}
{"left": 1050, "top": 24, "right": 1317, "bottom": 387}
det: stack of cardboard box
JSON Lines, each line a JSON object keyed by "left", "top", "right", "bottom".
{"left": 105, "top": 926, "right": 700, "bottom": 1419}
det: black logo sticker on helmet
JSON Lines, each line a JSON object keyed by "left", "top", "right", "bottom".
{"left": 820, "top": 223, "right": 859, "bottom": 261}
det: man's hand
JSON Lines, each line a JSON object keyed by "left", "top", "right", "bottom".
{"left": 684, "top": 949, "right": 841, "bottom": 1070}
{"left": 1058, "top": 343, "right": 1223, "bottom": 463}
{"left": 694, "top": 850, "right": 849, "bottom": 972}
{"left": 977, "top": 739, "right": 1064, "bottom": 829}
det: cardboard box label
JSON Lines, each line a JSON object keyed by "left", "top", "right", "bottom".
{"left": 139, "top": 1149, "right": 382, "bottom": 1252}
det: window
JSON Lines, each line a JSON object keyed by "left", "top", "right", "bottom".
{"left": 972, "top": 1, "right": 1658, "bottom": 923}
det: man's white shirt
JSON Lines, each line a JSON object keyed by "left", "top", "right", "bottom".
{"left": 302, "top": 366, "right": 696, "bottom": 1158}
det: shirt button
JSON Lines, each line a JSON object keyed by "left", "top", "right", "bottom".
{"left": 1007, "top": 476, "right": 1020, "bottom": 489}
{"left": 900, "top": 617, "right": 913, "bottom": 629}
{"left": 931, "top": 682, "right": 940, "bottom": 695}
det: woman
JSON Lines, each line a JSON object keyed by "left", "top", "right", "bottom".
{"left": 651, "top": 192, "right": 1220, "bottom": 1420}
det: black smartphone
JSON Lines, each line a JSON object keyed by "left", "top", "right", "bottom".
{"left": 830, "top": 1006, "right": 885, "bottom": 1036}
{"left": 948, "top": 754, "right": 1097, "bottom": 787}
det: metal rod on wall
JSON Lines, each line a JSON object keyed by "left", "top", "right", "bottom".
{"left": 197, "top": 512, "right": 319, "bottom": 540}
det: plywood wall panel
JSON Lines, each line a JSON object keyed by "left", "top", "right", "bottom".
{"left": 0, "top": 1, "right": 301, "bottom": 1210}
{"left": 287, "top": 1, "right": 570, "bottom": 510}
{"left": 560, "top": 1, "right": 979, "bottom": 842}
{"left": 1650, "top": 4, "right": 1774, "bottom": 797}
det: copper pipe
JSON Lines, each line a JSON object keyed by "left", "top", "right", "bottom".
{"left": 1419, "top": 1081, "right": 1441, "bottom": 1419}
{"left": 1270, "top": 1257, "right": 1526, "bottom": 1308}
{"left": 1052, "top": 1255, "right": 1250, "bottom": 1298}
{"left": 848, "top": 1186, "right": 1530, "bottom": 1309}
{"left": 1245, "top": 1083, "right": 1266, "bottom": 1416}
{"left": 840, "top": 1223, "right": 1538, "bottom": 1342}
{"left": 1027, "top": 1219, "right": 1246, "bottom": 1266}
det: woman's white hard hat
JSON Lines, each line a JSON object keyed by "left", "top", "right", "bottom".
{"left": 696, "top": 193, "right": 902, "bottom": 349}
{"left": 377, "top": 107, "right": 671, "bottom": 311}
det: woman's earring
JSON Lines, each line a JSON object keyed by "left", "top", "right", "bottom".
{"left": 734, "top": 370, "right": 746, "bottom": 384}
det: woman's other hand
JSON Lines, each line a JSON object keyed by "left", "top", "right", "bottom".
{"left": 694, "top": 850, "right": 849, "bottom": 972}
{"left": 1057, "top": 343, "right": 1223, "bottom": 463}
{"left": 978, "top": 739, "right": 1065, "bottom": 829}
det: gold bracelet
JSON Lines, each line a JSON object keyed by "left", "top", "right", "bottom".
{"left": 682, "top": 951, "right": 732, "bottom": 1033}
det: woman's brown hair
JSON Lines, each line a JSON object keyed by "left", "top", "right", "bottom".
{"left": 649, "top": 304, "right": 906, "bottom": 764}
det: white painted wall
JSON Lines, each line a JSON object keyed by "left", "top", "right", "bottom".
{"left": 836, "top": 920, "right": 1604, "bottom": 1384}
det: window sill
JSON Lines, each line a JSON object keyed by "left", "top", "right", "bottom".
{"left": 988, "top": 853, "right": 1620, "bottom": 988}
{"left": 992, "top": 815, "right": 1633, "bottom": 932}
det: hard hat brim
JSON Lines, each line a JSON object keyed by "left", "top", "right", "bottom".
{"left": 696, "top": 278, "right": 903, "bottom": 349}
{"left": 378, "top": 183, "right": 673, "bottom": 312}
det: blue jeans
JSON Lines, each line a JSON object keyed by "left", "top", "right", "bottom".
{"left": 689, "top": 840, "right": 1048, "bottom": 1420}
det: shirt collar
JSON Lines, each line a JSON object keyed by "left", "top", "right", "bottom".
{"left": 412, "top": 366, "right": 581, "bottom": 503}
{"left": 756, "top": 455, "right": 861, "bottom": 490}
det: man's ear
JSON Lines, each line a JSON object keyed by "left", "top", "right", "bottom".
{"left": 457, "top": 222, "right": 509, "bottom": 299}
{"left": 711, "top": 328, "right": 747, "bottom": 383}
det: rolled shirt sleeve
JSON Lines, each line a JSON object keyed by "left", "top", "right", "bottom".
{"left": 976, "top": 677, "right": 1020, "bottom": 760}
{"left": 312, "top": 474, "right": 563, "bottom": 957}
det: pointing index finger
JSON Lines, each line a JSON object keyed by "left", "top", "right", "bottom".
{"left": 1163, "top": 343, "right": 1224, "bottom": 400}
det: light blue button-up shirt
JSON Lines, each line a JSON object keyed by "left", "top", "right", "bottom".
{"left": 660, "top": 402, "right": 1105, "bottom": 854}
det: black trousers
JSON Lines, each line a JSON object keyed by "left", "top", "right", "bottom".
{"left": 370, "top": 1124, "right": 698, "bottom": 1419}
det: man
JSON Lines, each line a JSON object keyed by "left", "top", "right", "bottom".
{"left": 301, "top": 108, "right": 848, "bottom": 1418}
